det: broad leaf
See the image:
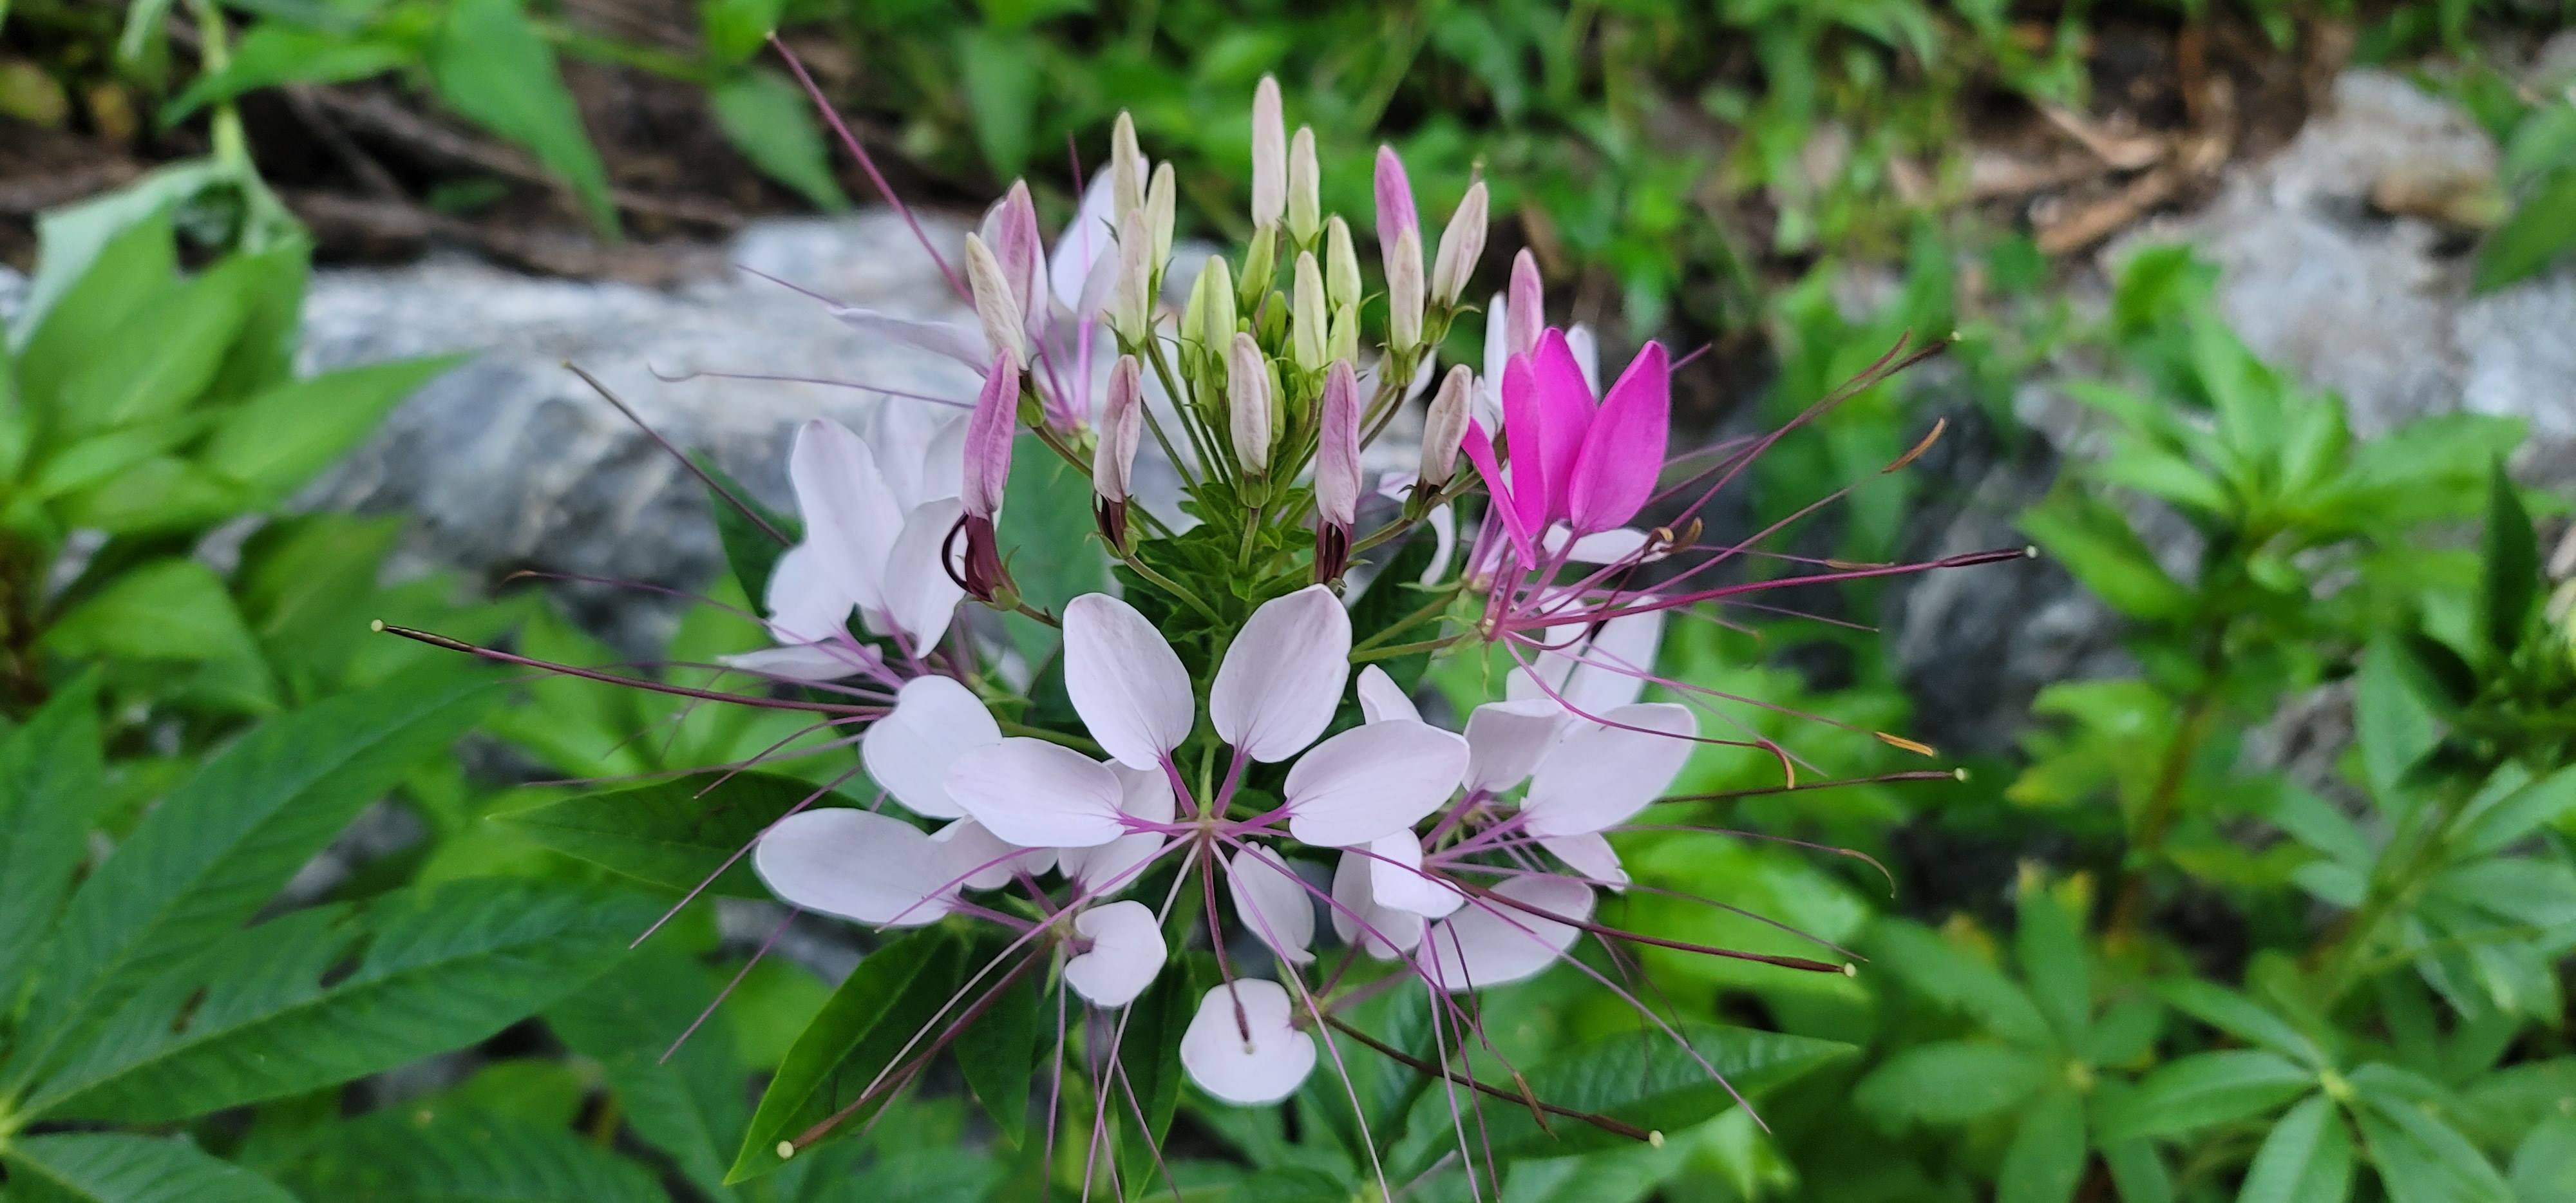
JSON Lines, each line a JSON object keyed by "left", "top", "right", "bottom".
{"left": 0, "top": 676, "right": 102, "bottom": 1004}
{"left": 2, "top": 1133, "right": 296, "bottom": 1203}
{"left": 426, "top": 0, "right": 618, "bottom": 236}
{"left": 710, "top": 70, "right": 849, "bottom": 211}
{"left": 42, "top": 559, "right": 272, "bottom": 708}
{"left": 2473, "top": 167, "right": 2576, "bottom": 292}
{"left": 272, "top": 1104, "right": 670, "bottom": 1202}
{"left": 2239, "top": 1094, "right": 2357, "bottom": 1203}
{"left": 2020, "top": 491, "right": 2190, "bottom": 620}
{"left": 1871, "top": 920, "right": 2056, "bottom": 1047}
{"left": 2356, "top": 1091, "right": 2514, "bottom": 1203}
{"left": 1117, "top": 951, "right": 1218, "bottom": 1190}
{"left": 2097, "top": 1050, "right": 2315, "bottom": 1142}
{"left": 501, "top": 771, "right": 840, "bottom": 897}
{"left": 199, "top": 355, "right": 465, "bottom": 498}
{"left": 956, "top": 943, "right": 1041, "bottom": 1148}
{"left": 26, "top": 878, "right": 653, "bottom": 1121}
{"left": 1856, "top": 1040, "right": 2054, "bottom": 1126}
{"left": 5, "top": 665, "right": 496, "bottom": 1091}
{"left": 694, "top": 452, "right": 799, "bottom": 608}
{"left": 2510, "top": 1115, "right": 2576, "bottom": 1203}
{"left": 549, "top": 938, "right": 753, "bottom": 1200}
{"left": 52, "top": 258, "right": 246, "bottom": 438}
{"left": 164, "top": 25, "right": 411, "bottom": 122}
{"left": 2356, "top": 638, "right": 2441, "bottom": 806}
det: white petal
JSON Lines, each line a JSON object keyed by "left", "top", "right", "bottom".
{"left": 869, "top": 401, "right": 937, "bottom": 511}
{"left": 1225, "top": 845, "right": 1314, "bottom": 965}
{"left": 753, "top": 809, "right": 954, "bottom": 926}
{"left": 1209, "top": 585, "right": 1351, "bottom": 762}
{"left": 762, "top": 543, "right": 853, "bottom": 645}
{"left": 1281, "top": 721, "right": 1468, "bottom": 848}
{"left": 1063, "top": 900, "right": 1167, "bottom": 1007}
{"left": 946, "top": 737, "right": 1131, "bottom": 848}
{"left": 1541, "top": 832, "right": 1629, "bottom": 890}
{"left": 1420, "top": 504, "right": 1456, "bottom": 585}
{"left": 1553, "top": 526, "right": 1654, "bottom": 565}
{"left": 719, "top": 643, "right": 876, "bottom": 683}
{"left": 1519, "top": 703, "right": 1697, "bottom": 838}
{"left": 1112, "top": 761, "right": 1177, "bottom": 824}
{"left": 1180, "top": 980, "right": 1316, "bottom": 1104}
{"left": 1331, "top": 849, "right": 1425, "bottom": 958}
{"left": 1049, "top": 171, "right": 1120, "bottom": 314}
{"left": 1482, "top": 291, "right": 1508, "bottom": 403}
{"left": 880, "top": 498, "right": 965, "bottom": 648}
{"left": 1354, "top": 665, "right": 1421, "bottom": 725}
{"left": 830, "top": 305, "right": 991, "bottom": 370}
{"left": 1062, "top": 594, "right": 1197, "bottom": 769}
{"left": 1461, "top": 699, "right": 1567, "bottom": 793}
{"left": 1059, "top": 764, "right": 1175, "bottom": 897}
{"left": 1564, "top": 611, "right": 1665, "bottom": 715}
{"left": 918, "top": 414, "right": 967, "bottom": 505}
{"left": 860, "top": 676, "right": 1001, "bottom": 819}
{"left": 790, "top": 419, "right": 905, "bottom": 616}
{"left": 1367, "top": 831, "right": 1463, "bottom": 919}
{"left": 1422, "top": 875, "right": 1593, "bottom": 991}
{"left": 929, "top": 818, "right": 1049, "bottom": 890}
{"left": 1566, "top": 323, "right": 1600, "bottom": 396}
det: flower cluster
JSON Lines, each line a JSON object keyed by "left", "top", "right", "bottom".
{"left": 395, "top": 69, "right": 2020, "bottom": 1198}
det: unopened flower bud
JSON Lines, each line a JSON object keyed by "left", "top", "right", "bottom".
{"left": 1387, "top": 226, "right": 1424, "bottom": 354}
{"left": 1111, "top": 111, "right": 1145, "bottom": 223}
{"left": 963, "top": 354, "right": 1019, "bottom": 522}
{"left": 1287, "top": 127, "right": 1320, "bottom": 245}
{"left": 965, "top": 234, "right": 1027, "bottom": 372}
{"left": 1327, "top": 300, "right": 1359, "bottom": 365}
{"left": 1193, "top": 255, "right": 1236, "bottom": 353}
{"left": 1291, "top": 252, "right": 1327, "bottom": 372}
{"left": 1112, "top": 208, "right": 1155, "bottom": 341}
{"left": 1251, "top": 76, "right": 1286, "bottom": 230}
{"left": 1325, "top": 216, "right": 1359, "bottom": 310}
{"left": 1146, "top": 162, "right": 1176, "bottom": 265}
{"left": 985, "top": 181, "right": 1046, "bottom": 345}
{"left": 1238, "top": 227, "right": 1276, "bottom": 316}
{"left": 1419, "top": 363, "right": 1473, "bottom": 488}
{"left": 1095, "top": 356, "right": 1144, "bottom": 549}
{"left": 1430, "top": 180, "right": 1488, "bottom": 307}
{"left": 1318, "top": 361, "right": 1361, "bottom": 529}
{"left": 1228, "top": 332, "right": 1273, "bottom": 475}
{"left": 1374, "top": 146, "right": 1418, "bottom": 265}
{"left": 1507, "top": 247, "right": 1542, "bottom": 357}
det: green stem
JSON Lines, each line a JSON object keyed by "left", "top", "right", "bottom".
{"left": 1117, "top": 550, "right": 1224, "bottom": 626}
{"left": 1349, "top": 634, "right": 1465, "bottom": 664}
{"left": 2105, "top": 630, "right": 2230, "bottom": 947}
{"left": 1349, "top": 585, "right": 1463, "bottom": 653}
{"left": 997, "top": 721, "right": 1104, "bottom": 756}
{"left": 185, "top": 0, "right": 249, "bottom": 167}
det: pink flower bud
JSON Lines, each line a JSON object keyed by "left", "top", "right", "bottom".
{"left": 1318, "top": 360, "right": 1361, "bottom": 528}
{"left": 1429, "top": 180, "right": 1488, "bottom": 307}
{"left": 1095, "top": 356, "right": 1143, "bottom": 506}
{"left": 1227, "top": 332, "right": 1273, "bottom": 475}
{"left": 1419, "top": 363, "right": 1474, "bottom": 488}
{"left": 1374, "top": 146, "right": 1418, "bottom": 261}
{"left": 963, "top": 352, "right": 1018, "bottom": 521}
{"left": 964, "top": 234, "right": 1026, "bottom": 373}
{"left": 1564, "top": 341, "right": 1671, "bottom": 535}
{"left": 983, "top": 181, "right": 1046, "bottom": 345}
{"left": 1507, "top": 248, "right": 1543, "bottom": 358}
{"left": 1251, "top": 77, "right": 1286, "bottom": 229}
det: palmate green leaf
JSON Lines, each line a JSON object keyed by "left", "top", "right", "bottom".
{"left": 2238, "top": 1094, "right": 2357, "bottom": 1203}
{"left": 24, "top": 878, "right": 654, "bottom": 1122}
{"left": 728, "top": 925, "right": 972, "bottom": 1182}
{"left": 710, "top": 70, "right": 851, "bottom": 211}
{"left": 2510, "top": 1115, "right": 2576, "bottom": 1203}
{"left": 43, "top": 557, "right": 268, "bottom": 670}
{"left": 548, "top": 939, "right": 753, "bottom": 1201}
{"left": 2356, "top": 639, "right": 2442, "bottom": 808}
{"left": 426, "top": 0, "right": 618, "bottom": 236}
{"left": 1, "top": 1133, "right": 297, "bottom": 1203}
{"left": 998, "top": 435, "right": 1112, "bottom": 625}
{"left": 52, "top": 258, "right": 247, "bottom": 439}
{"left": 1855, "top": 1040, "right": 2054, "bottom": 1126}
{"left": 1870, "top": 920, "right": 2056, "bottom": 1048}
{"left": 2101, "top": 1135, "right": 2177, "bottom": 1203}
{"left": 2152, "top": 980, "right": 2333, "bottom": 1068}
{"left": 1399, "top": 1023, "right": 1854, "bottom": 1173}
{"left": 2477, "top": 462, "right": 2539, "bottom": 659}
{"left": 1, "top": 664, "right": 496, "bottom": 1094}
{"left": 2355, "top": 1088, "right": 2514, "bottom": 1203}
{"left": 2020, "top": 491, "right": 2190, "bottom": 621}
{"left": 2096, "top": 1050, "right": 2316, "bottom": 1143}
{"left": 500, "top": 771, "right": 838, "bottom": 897}
{"left": 1997, "top": 1085, "right": 2088, "bottom": 1203}
{"left": 200, "top": 355, "right": 465, "bottom": 499}
{"left": 2452, "top": 765, "right": 2576, "bottom": 858}
{"left": 271, "top": 1104, "right": 670, "bottom": 1203}
{"left": 0, "top": 676, "right": 102, "bottom": 1005}
{"left": 2015, "top": 872, "right": 2090, "bottom": 1049}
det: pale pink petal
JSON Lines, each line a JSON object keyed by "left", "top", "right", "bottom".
{"left": 1059, "top": 764, "right": 1175, "bottom": 896}
{"left": 860, "top": 676, "right": 1001, "bottom": 819}
{"left": 946, "top": 737, "right": 1130, "bottom": 848}
{"left": 1551, "top": 526, "right": 1654, "bottom": 565}
{"left": 1282, "top": 721, "right": 1468, "bottom": 848}
{"left": 1519, "top": 703, "right": 1697, "bottom": 837}
{"left": 929, "top": 818, "right": 1051, "bottom": 890}
{"left": 1368, "top": 831, "right": 1463, "bottom": 919}
{"left": 1331, "top": 849, "right": 1425, "bottom": 958}
{"left": 753, "top": 808, "right": 955, "bottom": 926}
{"left": 1225, "top": 845, "right": 1314, "bottom": 965}
{"left": 719, "top": 642, "right": 876, "bottom": 683}
{"left": 879, "top": 498, "right": 965, "bottom": 647}
{"left": 1508, "top": 611, "right": 1666, "bottom": 718}
{"left": 790, "top": 419, "right": 904, "bottom": 615}
{"left": 1210, "top": 585, "right": 1352, "bottom": 762}
{"left": 1542, "top": 832, "right": 1629, "bottom": 890}
{"left": 1049, "top": 171, "right": 1120, "bottom": 314}
{"left": 1181, "top": 980, "right": 1316, "bottom": 1105}
{"left": 1354, "top": 665, "right": 1421, "bottom": 725}
{"left": 1062, "top": 594, "right": 1197, "bottom": 768}
{"left": 1421, "top": 874, "right": 1593, "bottom": 991}
{"left": 761, "top": 543, "right": 853, "bottom": 645}
{"left": 1461, "top": 699, "right": 1567, "bottom": 793}
{"left": 917, "top": 414, "right": 967, "bottom": 506}
{"left": 828, "top": 306, "right": 990, "bottom": 370}
{"left": 1063, "top": 900, "right": 1167, "bottom": 1007}
{"left": 1566, "top": 323, "right": 1600, "bottom": 396}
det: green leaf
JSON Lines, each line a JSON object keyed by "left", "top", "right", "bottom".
{"left": 2453, "top": 766, "right": 2576, "bottom": 857}
{"left": 728, "top": 926, "right": 972, "bottom": 1182}
{"left": 2079, "top": 996, "right": 2164, "bottom": 1068}
{"left": 1116, "top": 951, "right": 1216, "bottom": 1190}
{"left": 2096, "top": 444, "right": 2234, "bottom": 516}
{"left": 2474, "top": 167, "right": 2576, "bottom": 292}
{"left": 2238, "top": 1094, "right": 2357, "bottom": 1203}
{"left": 3, "top": 665, "right": 496, "bottom": 1092}
{"left": 272, "top": 1104, "right": 670, "bottom": 1202}
{"left": 701, "top": 0, "right": 787, "bottom": 64}
{"left": 548, "top": 939, "right": 752, "bottom": 1201}
{"left": 0, "top": 676, "right": 102, "bottom": 1008}
{"left": 12, "top": 168, "right": 203, "bottom": 365}
{"left": 2357, "top": 639, "right": 2442, "bottom": 805}
{"left": 53, "top": 256, "right": 247, "bottom": 437}
{"left": 2103, "top": 1138, "right": 2176, "bottom": 1203}
{"left": 2096, "top": 1051, "right": 2316, "bottom": 1142}
{"left": 31, "top": 416, "right": 217, "bottom": 500}
{"left": 1871, "top": 920, "right": 2056, "bottom": 1047}
{"left": 999, "top": 434, "right": 1112, "bottom": 620}
{"left": 57, "top": 455, "right": 252, "bottom": 536}
{"left": 956, "top": 943, "right": 1040, "bottom": 1148}
{"left": 426, "top": 0, "right": 618, "bottom": 237}
{"left": 2355, "top": 1090, "right": 2515, "bottom": 1203}
{"left": 2021, "top": 491, "right": 2190, "bottom": 620}
{"left": 2016, "top": 871, "right": 2090, "bottom": 1049}
{"left": 198, "top": 244, "right": 310, "bottom": 406}
{"left": 694, "top": 453, "right": 799, "bottom": 607}
{"left": 1408, "top": 1024, "right": 1855, "bottom": 1169}
{"left": 1998, "top": 1086, "right": 2088, "bottom": 1203}
{"left": 957, "top": 27, "right": 1039, "bottom": 177}
{"left": 43, "top": 557, "right": 267, "bottom": 667}
{"left": 500, "top": 772, "right": 836, "bottom": 897}
{"left": 164, "top": 25, "right": 411, "bottom": 122}
{"left": 25, "top": 878, "right": 654, "bottom": 1121}
{"left": 200, "top": 355, "right": 464, "bottom": 498}
{"left": 2, "top": 1133, "right": 297, "bottom": 1203}
{"left": 2510, "top": 1115, "right": 2576, "bottom": 1203}
{"left": 710, "top": 70, "right": 849, "bottom": 211}
{"left": 2477, "top": 462, "right": 2539, "bottom": 658}
{"left": 1855, "top": 1041, "right": 2054, "bottom": 1126}
{"left": 232, "top": 513, "right": 408, "bottom": 702}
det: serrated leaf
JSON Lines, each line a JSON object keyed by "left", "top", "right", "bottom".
{"left": 3, "top": 1133, "right": 297, "bottom": 1203}
{"left": 426, "top": 0, "right": 618, "bottom": 236}
{"left": 26, "top": 878, "right": 653, "bottom": 1121}
{"left": 272, "top": 1104, "right": 670, "bottom": 1202}
{"left": 500, "top": 771, "right": 838, "bottom": 897}
{"left": 1998, "top": 1086, "right": 2088, "bottom": 1203}
{"left": 710, "top": 70, "right": 849, "bottom": 211}
{"left": 53, "top": 262, "right": 247, "bottom": 437}
{"left": 200, "top": 355, "right": 464, "bottom": 498}
{"left": 549, "top": 939, "right": 752, "bottom": 1200}
{"left": 3, "top": 665, "right": 497, "bottom": 1093}
{"left": 0, "top": 675, "right": 102, "bottom": 1008}
{"left": 1856, "top": 1040, "right": 2054, "bottom": 1126}
{"left": 2239, "top": 1094, "right": 2357, "bottom": 1203}
{"left": 2356, "top": 638, "right": 2441, "bottom": 809}
{"left": 2096, "top": 1050, "right": 2315, "bottom": 1142}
